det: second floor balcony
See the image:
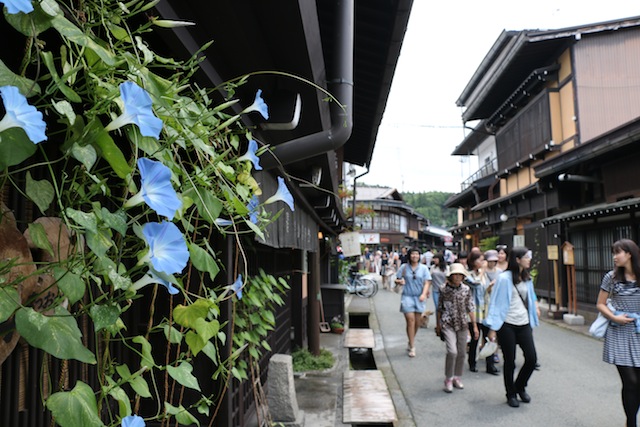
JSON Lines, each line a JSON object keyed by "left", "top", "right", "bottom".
{"left": 461, "top": 159, "right": 498, "bottom": 191}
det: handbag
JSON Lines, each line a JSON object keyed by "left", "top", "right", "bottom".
{"left": 477, "top": 338, "right": 498, "bottom": 360}
{"left": 589, "top": 287, "right": 614, "bottom": 338}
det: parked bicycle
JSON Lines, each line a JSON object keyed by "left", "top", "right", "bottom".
{"left": 345, "top": 269, "right": 378, "bottom": 298}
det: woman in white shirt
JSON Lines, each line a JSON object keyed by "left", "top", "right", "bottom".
{"left": 485, "top": 247, "right": 540, "bottom": 408}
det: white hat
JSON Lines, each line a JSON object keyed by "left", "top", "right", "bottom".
{"left": 447, "top": 263, "right": 469, "bottom": 278}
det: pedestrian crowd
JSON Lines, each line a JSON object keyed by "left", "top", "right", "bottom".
{"left": 357, "top": 237, "right": 640, "bottom": 426}
{"left": 362, "top": 243, "right": 539, "bottom": 407}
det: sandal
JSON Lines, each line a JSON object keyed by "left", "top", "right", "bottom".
{"left": 408, "top": 347, "right": 416, "bottom": 357}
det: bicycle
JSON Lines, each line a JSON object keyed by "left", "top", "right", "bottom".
{"left": 345, "top": 270, "right": 378, "bottom": 298}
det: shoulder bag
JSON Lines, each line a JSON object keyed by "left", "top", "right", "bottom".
{"left": 589, "top": 286, "right": 614, "bottom": 338}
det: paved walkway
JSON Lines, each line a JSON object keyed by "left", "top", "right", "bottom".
{"left": 293, "top": 274, "right": 624, "bottom": 426}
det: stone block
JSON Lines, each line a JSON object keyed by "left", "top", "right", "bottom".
{"left": 268, "top": 354, "right": 304, "bottom": 426}
{"left": 563, "top": 313, "right": 585, "bottom": 325}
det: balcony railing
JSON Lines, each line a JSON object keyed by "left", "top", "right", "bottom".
{"left": 461, "top": 159, "right": 498, "bottom": 191}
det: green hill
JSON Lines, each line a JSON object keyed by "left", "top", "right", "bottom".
{"left": 401, "top": 191, "right": 457, "bottom": 228}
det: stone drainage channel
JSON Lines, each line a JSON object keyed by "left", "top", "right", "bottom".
{"left": 346, "top": 311, "right": 394, "bottom": 427}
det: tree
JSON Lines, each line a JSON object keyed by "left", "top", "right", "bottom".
{"left": 402, "top": 192, "right": 457, "bottom": 228}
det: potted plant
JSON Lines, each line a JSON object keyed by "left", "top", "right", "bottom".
{"left": 330, "top": 316, "right": 345, "bottom": 334}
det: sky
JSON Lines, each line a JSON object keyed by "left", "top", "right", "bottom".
{"left": 358, "top": 1, "right": 640, "bottom": 194}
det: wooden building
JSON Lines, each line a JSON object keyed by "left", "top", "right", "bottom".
{"left": 447, "top": 16, "right": 640, "bottom": 313}
{"left": 0, "top": 1, "right": 413, "bottom": 426}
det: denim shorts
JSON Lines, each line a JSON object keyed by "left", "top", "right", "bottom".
{"left": 400, "top": 294, "right": 426, "bottom": 314}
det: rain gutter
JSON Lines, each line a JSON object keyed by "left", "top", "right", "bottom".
{"left": 262, "top": 0, "right": 354, "bottom": 169}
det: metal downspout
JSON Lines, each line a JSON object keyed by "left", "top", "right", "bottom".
{"left": 351, "top": 168, "right": 369, "bottom": 225}
{"left": 263, "top": 0, "right": 354, "bottom": 168}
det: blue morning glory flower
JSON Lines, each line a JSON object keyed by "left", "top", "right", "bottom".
{"left": 122, "top": 414, "right": 145, "bottom": 427}
{"left": 237, "top": 139, "right": 262, "bottom": 171}
{"left": 125, "top": 158, "right": 182, "bottom": 220}
{"left": 242, "top": 89, "right": 269, "bottom": 120}
{"left": 0, "top": 85, "right": 46, "bottom": 144}
{"left": 0, "top": 0, "right": 34, "bottom": 14}
{"left": 105, "top": 81, "right": 163, "bottom": 139}
{"left": 141, "top": 222, "right": 189, "bottom": 275}
{"left": 247, "top": 195, "right": 259, "bottom": 224}
{"left": 232, "top": 274, "right": 242, "bottom": 300}
{"left": 265, "top": 176, "right": 294, "bottom": 211}
{"left": 132, "top": 269, "right": 179, "bottom": 295}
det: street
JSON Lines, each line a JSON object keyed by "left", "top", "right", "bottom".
{"left": 369, "top": 284, "right": 625, "bottom": 427}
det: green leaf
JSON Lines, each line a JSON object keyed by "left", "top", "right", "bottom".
{"left": 41, "top": 51, "right": 81, "bottom": 103}
{"left": 188, "top": 243, "right": 219, "bottom": 281}
{"left": 108, "top": 23, "right": 131, "bottom": 42}
{"left": 89, "top": 304, "right": 120, "bottom": 332}
{"left": 46, "top": 381, "right": 105, "bottom": 427}
{"left": 85, "top": 229, "right": 113, "bottom": 258}
{"left": 15, "top": 306, "right": 96, "bottom": 364}
{"left": 53, "top": 267, "right": 86, "bottom": 305}
{"left": 132, "top": 336, "right": 155, "bottom": 369}
{"left": 163, "top": 325, "right": 183, "bottom": 344}
{"left": 194, "top": 318, "right": 219, "bottom": 343}
{"left": 187, "top": 186, "right": 223, "bottom": 224}
{"left": 53, "top": 100, "right": 77, "bottom": 125}
{"left": 165, "top": 402, "right": 200, "bottom": 426}
{"left": 0, "top": 59, "right": 40, "bottom": 96}
{"left": 200, "top": 341, "right": 217, "bottom": 362}
{"left": 71, "top": 143, "right": 97, "bottom": 170}
{"left": 185, "top": 331, "right": 206, "bottom": 356}
{"left": 167, "top": 361, "right": 201, "bottom": 391}
{"left": 173, "top": 299, "right": 214, "bottom": 329}
{"left": 115, "top": 365, "right": 152, "bottom": 398}
{"left": 0, "top": 127, "right": 38, "bottom": 171}
{"left": 4, "top": 2, "right": 54, "bottom": 37}
{"left": 26, "top": 172, "right": 54, "bottom": 215}
{"left": 92, "top": 129, "right": 132, "bottom": 179}
{"left": 27, "top": 222, "right": 54, "bottom": 258}
{"left": 101, "top": 208, "right": 128, "bottom": 236}
{"left": 231, "top": 366, "right": 247, "bottom": 381}
{"left": 65, "top": 208, "right": 98, "bottom": 233}
{"left": 107, "top": 266, "right": 132, "bottom": 291}
{"left": 0, "top": 287, "right": 20, "bottom": 323}
{"left": 105, "top": 380, "right": 131, "bottom": 418}
{"left": 51, "top": 15, "right": 116, "bottom": 66}
{"left": 40, "top": 0, "right": 62, "bottom": 16}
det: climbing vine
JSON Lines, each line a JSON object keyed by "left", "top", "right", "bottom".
{"left": 0, "top": 1, "right": 296, "bottom": 426}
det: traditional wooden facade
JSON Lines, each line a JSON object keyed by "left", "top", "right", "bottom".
{"left": 447, "top": 16, "right": 640, "bottom": 313}
{"left": 351, "top": 185, "right": 453, "bottom": 252}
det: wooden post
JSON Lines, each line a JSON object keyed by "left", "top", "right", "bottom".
{"left": 547, "top": 245, "right": 560, "bottom": 312}
{"left": 552, "top": 259, "right": 560, "bottom": 311}
{"left": 562, "top": 242, "right": 575, "bottom": 313}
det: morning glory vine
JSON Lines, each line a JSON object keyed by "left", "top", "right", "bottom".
{"left": 0, "top": 1, "right": 306, "bottom": 426}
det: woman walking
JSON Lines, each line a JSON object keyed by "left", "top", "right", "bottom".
{"left": 395, "top": 247, "right": 431, "bottom": 357}
{"left": 430, "top": 253, "right": 448, "bottom": 316}
{"left": 596, "top": 239, "right": 640, "bottom": 427}
{"left": 435, "top": 263, "right": 478, "bottom": 393}
{"left": 485, "top": 246, "right": 539, "bottom": 408}
{"left": 466, "top": 250, "right": 499, "bottom": 375}
{"left": 496, "top": 244, "right": 509, "bottom": 272}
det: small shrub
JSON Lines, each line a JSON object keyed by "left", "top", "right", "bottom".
{"left": 292, "top": 348, "right": 335, "bottom": 372}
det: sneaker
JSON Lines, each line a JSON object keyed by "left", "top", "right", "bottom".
{"left": 443, "top": 378, "right": 453, "bottom": 393}
{"left": 452, "top": 377, "right": 464, "bottom": 389}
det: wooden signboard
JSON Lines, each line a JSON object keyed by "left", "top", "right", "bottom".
{"left": 562, "top": 241, "right": 575, "bottom": 265}
{"left": 547, "top": 245, "right": 559, "bottom": 261}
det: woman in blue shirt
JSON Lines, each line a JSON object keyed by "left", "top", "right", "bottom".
{"left": 485, "top": 246, "right": 540, "bottom": 408}
{"left": 395, "top": 247, "right": 431, "bottom": 358}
